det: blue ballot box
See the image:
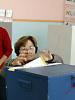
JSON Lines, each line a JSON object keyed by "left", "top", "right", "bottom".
{"left": 5, "top": 64, "right": 75, "bottom": 100}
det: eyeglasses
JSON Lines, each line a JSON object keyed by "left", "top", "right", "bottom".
{"left": 20, "top": 46, "right": 35, "bottom": 51}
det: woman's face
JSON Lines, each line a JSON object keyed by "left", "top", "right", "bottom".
{"left": 19, "top": 40, "right": 36, "bottom": 61}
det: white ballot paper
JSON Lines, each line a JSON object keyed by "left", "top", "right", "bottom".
{"left": 8, "top": 57, "right": 62, "bottom": 71}
{"left": 8, "top": 57, "right": 46, "bottom": 71}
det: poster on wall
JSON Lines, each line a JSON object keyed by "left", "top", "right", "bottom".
{"left": 64, "top": 0, "right": 75, "bottom": 25}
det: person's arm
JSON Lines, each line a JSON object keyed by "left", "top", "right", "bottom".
{"left": 39, "top": 50, "right": 63, "bottom": 64}
{"left": 0, "top": 55, "right": 7, "bottom": 68}
{"left": 2, "top": 27, "right": 12, "bottom": 57}
{"left": 0, "top": 28, "right": 12, "bottom": 69}
{"left": 46, "top": 54, "right": 64, "bottom": 63}
{"left": 5, "top": 59, "right": 14, "bottom": 66}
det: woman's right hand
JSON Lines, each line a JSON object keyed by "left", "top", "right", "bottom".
{"left": 11, "top": 56, "right": 27, "bottom": 66}
{"left": 11, "top": 50, "right": 28, "bottom": 66}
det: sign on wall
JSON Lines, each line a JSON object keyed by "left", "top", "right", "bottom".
{"left": 64, "top": 0, "right": 75, "bottom": 25}
{"left": 0, "top": 9, "right": 13, "bottom": 22}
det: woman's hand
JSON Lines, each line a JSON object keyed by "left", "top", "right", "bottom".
{"left": 12, "top": 48, "right": 28, "bottom": 66}
{"left": 40, "top": 50, "right": 53, "bottom": 61}
{"left": 11, "top": 46, "right": 35, "bottom": 66}
{"left": 12, "top": 55, "right": 27, "bottom": 66}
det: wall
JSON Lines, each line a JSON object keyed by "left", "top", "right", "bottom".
{"left": 0, "top": 0, "right": 12, "bottom": 9}
{"left": 48, "top": 25, "right": 72, "bottom": 64}
{"left": 0, "top": 0, "right": 65, "bottom": 21}
{"left": 12, "top": 0, "right": 64, "bottom": 21}
{"left": 71, "top": 26, "right": 75, "bottom": 65}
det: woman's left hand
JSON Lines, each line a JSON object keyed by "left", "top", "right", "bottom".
{"left": 39, "top": 50, "right": 53, "bottom": 61}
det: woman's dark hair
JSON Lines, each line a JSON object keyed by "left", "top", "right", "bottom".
{"left": 14, "top": 36, "right": 38, "bottom": 56}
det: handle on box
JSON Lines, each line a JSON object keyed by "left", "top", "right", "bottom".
{"left": 18, "top": 79, "right": 32, "bottom": 91}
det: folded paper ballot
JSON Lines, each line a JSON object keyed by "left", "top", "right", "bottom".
{"left": 8, "top": 57, "right": 46, "bottom": 71}
{"left": 23, "top": 56, "right": 47, "bottom": 68}
{"left": 8, "top": 57, "right": 62, "bottom": 71}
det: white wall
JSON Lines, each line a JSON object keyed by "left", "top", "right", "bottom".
{"left": 48, "top": 25, "right": 72, "bottom": 64}
{"left": 71, "top": 26, "right": 75, "bottom": 65}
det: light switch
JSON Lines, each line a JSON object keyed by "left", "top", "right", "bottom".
{"left": 6, "top": 9, "right": 13, "bottom": 17}
{"left": 0, "top": 9, "right": 5, "bottom": 16}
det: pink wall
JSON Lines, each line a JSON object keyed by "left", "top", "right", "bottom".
{"left": 0, "top": 0, "right": 65, "bottom": 21}
{"left": 0, "top": 0, "right": 12, "bottom": 9}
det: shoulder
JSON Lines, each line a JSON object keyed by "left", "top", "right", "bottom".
{"left": 0, "top": 27, "right": 9, "bottom": 39}
{"left": 0, "top": 27, "right": 8, "bottom": 33}
{"left": 0, "top": 27, "right": 6, "bottom": 31}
